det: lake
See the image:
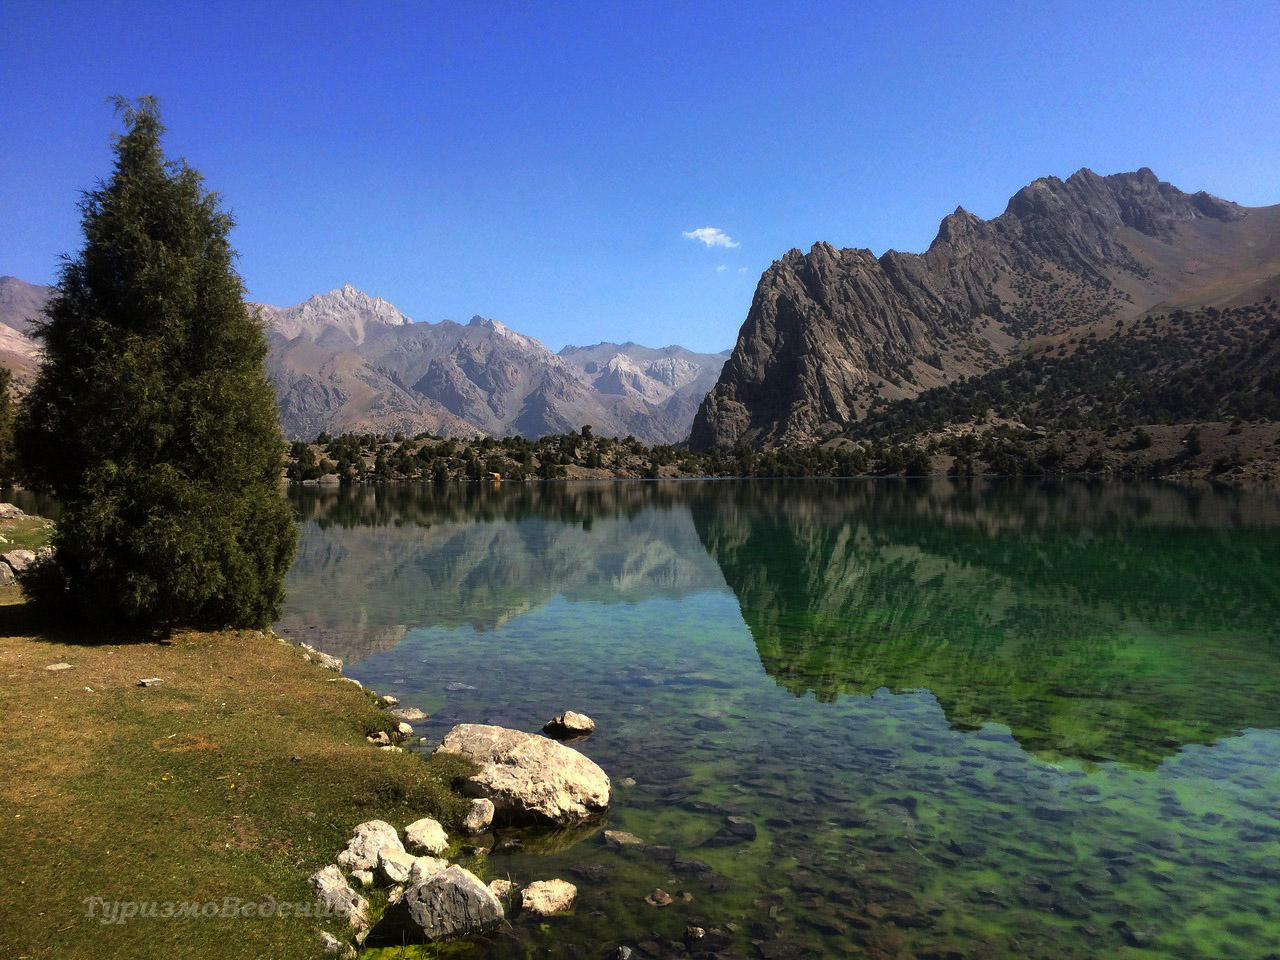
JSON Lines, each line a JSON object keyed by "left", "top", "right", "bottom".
{"left": 279, "top": 479, "right": 1280, "bottom": 959}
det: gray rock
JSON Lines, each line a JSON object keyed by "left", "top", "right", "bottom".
{"left": 299, "top": 642, "right": 343, "bottom": 673}
{"left": 44, "top": 662, "right": 73, "bottom": 671}
{"left": 377, "top": 846, "right": 447, "bottom": 886}
{"left": 309, "top": 865, "right": 370, "bottom": 931}
{"left": 337, "top": 820, "right": 403, "bottom": 872}
{"left": 404, "top": 817, "right": 448, "bottom": 855}
{"left": 604, "top": 830, "right": 644, "bottom": 849}
{"left": 377, "top": 864, "right": 504, "bottom": 942}
{"left": 462, "top": 798, "right": 494, "bottom": 834}
{"left": 391, "top": 706, "right": 429, "bottom": 722}
{"left": 488, "top": 878, "right": 516, "bottom": 901}
{"left": 0, "top": 503, "right": 25, "bottom": 519}
{"left": 543, "top": 710, "right": 596, "bottom": 739}
{"left": 377, "top": 694, "right": 400, "bottom": 708}
{"left": 2, "top": 550, "right": 36, "bottom": 573}
{"left": 520, "top": 878, "right": 577, "bottom": 916}
{"left": 435, "top": 723, "right": 610, "bottom": 826}
{"left": 137, "top": 677, "right": 164, "bottom": 688}
{"left": 0, "top": 563, "right": 15, "bottom": 586}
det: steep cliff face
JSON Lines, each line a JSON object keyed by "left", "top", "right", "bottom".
{"left": 0, "top": 276, "right": 50, "bottom": 388}
{"left": 690, "top": 168, "right": 1270, "bottom": 450}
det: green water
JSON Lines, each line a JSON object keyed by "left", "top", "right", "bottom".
{"left": 280, "top": 480, "right": 1280, "bottom": 959}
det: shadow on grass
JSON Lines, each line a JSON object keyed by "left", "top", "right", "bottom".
{"left": 0, "top": 590, "right": 167, "bottom": 647}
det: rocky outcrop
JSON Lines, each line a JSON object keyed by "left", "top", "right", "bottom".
{"left": 435, "top": 723, "right": 610, "bottom": 826}
{"left": 376, "top": 864, "right": 504, "bottom": 942}
{"left": 690, "top": 168, "right": 1273, "bottom": 449}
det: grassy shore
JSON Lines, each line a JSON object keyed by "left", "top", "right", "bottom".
{"left": 0, "top": 581, "right": 474, "bottom": 959}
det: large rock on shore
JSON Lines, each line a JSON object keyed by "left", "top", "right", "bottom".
{"left": 376, "top": 864, "right": 504, "bottom": 942}
{"left": 337, "top": 820, "right": 403, "bottom": 871}
{"left": 309, "top": 865, "right": 370, "bottom": 931}
{"left": 435, "top": 724, "right": 610, "bottom": 826}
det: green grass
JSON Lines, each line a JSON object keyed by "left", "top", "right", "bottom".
{"left": 0, "top": 593, "right": 475, "bottom": 960}
{"left": 0, "top": 513, "right": 55, "bottom": 552}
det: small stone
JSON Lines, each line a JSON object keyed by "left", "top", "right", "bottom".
{"left": 620, "top": 777, "right": 637, "bottom": 788}
{"left": 462, "top": 798, "right": 495, "bottom": 834}
{"left": 521, "top": 879, "right": 577, "bottom": 916}
{"left": 489, "top": 878, "right": 516, "bottom": 901}
{"left": 543, "top": 711, "right": 596, "bottom": 739}
{"left": 44, "top": 663, "right": 73, "bottom": 672}
{"left": 351, "top": 869, "right": 375, "bottom": 887}
{"left": 604, "top": 830, "right": 645, "bottom": 849}
{"left": 391, "top": 706, "right": 429, "bottom": 722}
{"left": 685, "top": 926, "right": 706, "bottom": 941}
{"left": 615, "top": 948, "right": 633, "bottom": 960}
{"left": 405, "top": 817, "right": 449, "bottom": 855}
{"left": 395, "top": 721, "right": 414, "bottom": 739}
{"left": 366, "top": 732, "right": 391, "bottom": 746}
{"left": 378, "top": 695, "right": 401, "bottom": 708}
{"left": 379, "top": 745, "right": 403, "bottom": 752}
{"left": 644, "top": 888, "right": 673, "bottom": 907}
{"left": 445, "top": 681, "right": 477, "bottom": 691}
{"left": 137, "top": 677, "right": 164, "bottom": 687}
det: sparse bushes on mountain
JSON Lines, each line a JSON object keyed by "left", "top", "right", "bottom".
{"left": 15, "top": 98, "right": 297, "bottom": 628}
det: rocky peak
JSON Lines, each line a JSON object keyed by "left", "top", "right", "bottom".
{"left": 259, "top": 284, "right": 411, "bottom": 345}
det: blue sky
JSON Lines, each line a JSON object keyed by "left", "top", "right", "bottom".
{"left": 2, "top": 1, "right": 1277, "bottom": 353}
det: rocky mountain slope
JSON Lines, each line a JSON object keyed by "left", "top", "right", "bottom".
{"left": 262, "top": 287, "right": 727, "bottom": 443}
{"left": 690, "top": 168, "right": 1280, "bottom": 449}
{"left": 0, "top": 277, "right": 727, "bottom": 443}
{"left": 0, "top": 276, "right": 49, "bottom": 388}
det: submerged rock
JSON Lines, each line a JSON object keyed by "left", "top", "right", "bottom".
{"left": 521, "top": 878, "right": 577, "bottom": 916}
{"left": 391, "top": 706, "right": 429, "bottom": 722}
{"left": 543, "top": 711, "right": 596, "bottom": 739}
{"left": 337, "top": 820, "right": 403, "bottom": 871}
{"left": 435, "top": 723, "right": 611, "bottom": 825}
{"left": 376, "top": 864, "right": 504, "bottom": 942}
{"left": 404, "top": 817, "right": 449, "bottom": 855}
{"left": 309, "top": 865, "right": 370, "bottom": 931}
{"left": 604, "top": 830, "right": 645, "bottom": 849}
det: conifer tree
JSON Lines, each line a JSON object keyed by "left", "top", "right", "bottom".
{"left": 16, "top": 97, "right": 297, "bottom": 627}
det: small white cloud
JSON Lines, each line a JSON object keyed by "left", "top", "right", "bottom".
{"left": 716, "top": 264, "right": 727, "bottom": 272}
{"left": 738, "top": 267, "right": 747, "bottom": 273}
{"left": 683, "top": 226, "right": 739, "bottom": 248}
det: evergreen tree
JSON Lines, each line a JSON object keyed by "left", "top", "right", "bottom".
{"left": 16, "top": 97, "right": 297, "bottom": 627}
{"left": 0, "top": 367, "right": 15, "bottom": 487}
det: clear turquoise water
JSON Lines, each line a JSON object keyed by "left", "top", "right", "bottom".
{"left": 280, "top": 480, "right": 1280, "bottom": 959}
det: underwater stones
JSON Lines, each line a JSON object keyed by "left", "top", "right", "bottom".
{"left": 569, "top": 862, "right": 611, "bottom": 884}
{"left": 309, "top": 865, "right": 370, "bottom": 931}
{"left": 404, "top": 817, "right": 448, "bottom": 855}
{"left": 337, "top": 820, "right": 403, "bottom": 871}
{"left": 377, "top": 864, "right": 504, "bottom": 942}
{"left": 461, "top": 798, "right": 495, "bottom": 834}
{"left": 544, "top": 710, "right": 596, "bottom": 739}
{"left": 445, "top": 681, "right": 477, "bottom": 691}
{"left": 644, "top": 888, "right": 673, "bottom": 907}
{"left": 703, "top": 815, "right": 757, "bottom": 847}
{"left": 1114, "top": 920, "right": 1156, "bottom": 948}
{"left": 604, "top": 829, "right": 645, "bottom": 849}
{"left": 521, "top": 878, "right": 577, "bottom": 916}
{"left": 391, "top": 706, "right": 429, "bottom": 723}
{"left": 435, "top": 723, "right": 611, "bottom": 826}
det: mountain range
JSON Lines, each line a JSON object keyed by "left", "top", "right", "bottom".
{"left": 690, "top": 168, "right": 1280, "bottom": 449}
{"left": 0, "top": 276, "right": 728, "bottom": 445}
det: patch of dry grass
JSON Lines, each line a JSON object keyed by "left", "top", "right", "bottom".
{"left": 0, "top": 591, "right": 473, "bottom": 959}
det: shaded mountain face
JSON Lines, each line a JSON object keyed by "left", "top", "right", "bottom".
{"left": 0, "top": 276, "right": 50, "bottom": 388}
{"left": 263, "top": 287, "right": 728, "bottom": 442}
{"left": 690, "top": 168, "right": 1280, "bottom": 449}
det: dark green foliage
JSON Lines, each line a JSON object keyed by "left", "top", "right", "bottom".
{"left": 0, "top": 367, "right": 15, "bottom": 486}
{"left": 15, "top": 98, "right": 297, "bottom": 628}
